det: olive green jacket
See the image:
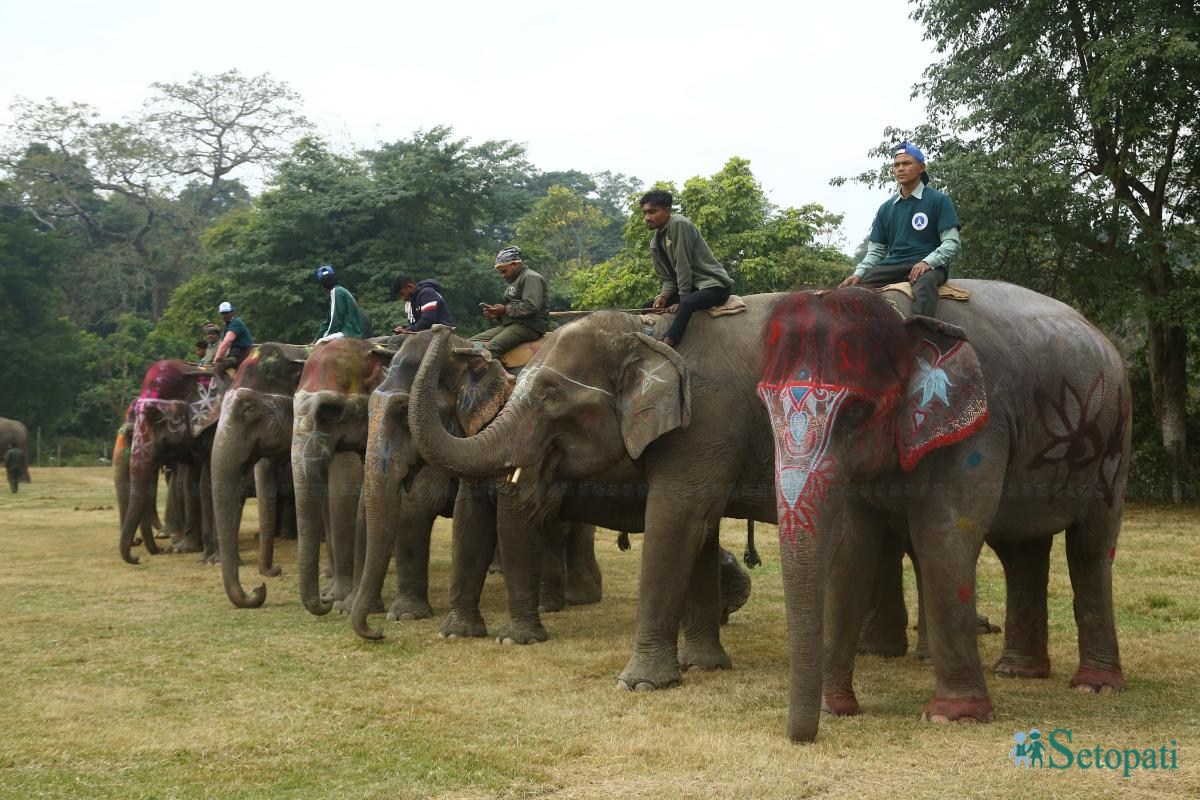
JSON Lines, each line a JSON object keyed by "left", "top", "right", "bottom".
{"left": 501, "top": 265, "right": 551, "bottom": 334}
{"left": 649, "top": 214, "right": 734, "bottom": 296}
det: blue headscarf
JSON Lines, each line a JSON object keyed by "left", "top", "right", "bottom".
{"left": 895, "top": 141, "right": 930, "bottom": 185}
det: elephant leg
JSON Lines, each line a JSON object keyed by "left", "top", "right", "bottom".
{"left": 327, "top": 453, "right": 361, "bottom": 603}
{"left": 494, "top": 486, "right": 550, "bottom": 645}
{"left": 200, "top": 460, "right": 218, "bottom": 564}
{"left": 679, "top": 522, "right": 730, "bottom": 671}
{"left": 174, "top": 464, "right": 204, "bottom": 554}
{"left": 538, "top": 522, "right": 568, "bottom": 613}
{"left": 718, "top": 545, "right": 751, "bottom": 624}
{"left": 337, "top": 486, "right": 383, "bottom": 615}
{"left": 907, "top": 462, "right": 1001, "bottom": 724}
{"left": 140, "top": 475, "right": 161, "bottom": 555}
{"left": 440, "top": 481, "right": 495, "bottom": 638}
{"left": 911, "top": 547, "right": 930, "bottom": 662}
{"left": 821, "top": 505, "right": 889, "bottom": 717}
{"left": 255, "top": 458, "right": 282, "bottom": 577}
{"left": 991, "top": 537, "right": 1052, "bottom": 678}
{"left": 565, "top": 523, "right": 602, "bottom": 606}
{"left": 858, "top": 530, "right": 908, "bottom": 656}
{"left": 618, "top": 483, "right": 725, "bottom": 692}
{"left": 388, "top": 506, "right": 436, "bottom": 621}
{"left": 1064, "top": 505, "right": 1125, "bottom": 693}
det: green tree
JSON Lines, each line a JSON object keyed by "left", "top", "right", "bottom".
{"left": 903, "top": 0, "right": 1200, "bottom": 500}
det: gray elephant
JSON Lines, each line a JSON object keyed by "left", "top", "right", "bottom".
{"left": 212, "top": 343, "right": 310, "bottom": 608}
{"left": 0, "top": 417, "right": 31, "bottom": 485}
{"left": 408, "top": 311, "right": 773, "bottom": 667}
{"left": 292, "top": 337, "right": 396, "bottom": 616}
{"left": 117, "top": 360, "right": 226, "bottom": 564}
{"left": 757, "top": 282, "right": 1129, "bottom": 740}
{"left": 351, "top": 330, "right": 608, "bottom": 643}
{"left": 112, "top": 422, "right": 163, "bottom": 551}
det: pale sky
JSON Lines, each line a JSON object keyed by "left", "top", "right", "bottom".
{"left": 0, "top": 0, "right": 934, "bottom": 255}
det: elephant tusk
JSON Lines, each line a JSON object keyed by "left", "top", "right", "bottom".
{"left": 509, "top": 467, "right": 522, "bottom": 484}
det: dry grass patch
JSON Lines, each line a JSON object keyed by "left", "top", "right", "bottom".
{"left": 0, "top": 469, "right": 1197, "bottom": 798}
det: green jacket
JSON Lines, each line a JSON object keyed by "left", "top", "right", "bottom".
{"left": 315, "top": 285, "right": 368, "bottom": 341}
{"left": 649, "top": 214, "right": 733, "bottom": 296}
{"left": 501, "top": 265, "right": 551, "bottom": 334}
{"left": 4, "top": 447, "right": 24, "bottom": 471}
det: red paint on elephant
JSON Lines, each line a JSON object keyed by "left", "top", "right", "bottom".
{"left": 1108, "top": 546, "right": 1116, "bottom": 562}
{"left": 139, "top": 360, "right": 200, "bottom": 401}
{"left": 957, "top": 584, "right": 972, "bottom": 604}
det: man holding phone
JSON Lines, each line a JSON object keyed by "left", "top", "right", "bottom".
{"left": 471, "top": 246, "right": 551, "bottom": 360}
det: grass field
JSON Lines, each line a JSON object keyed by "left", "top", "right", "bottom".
{"left": 1, "top": 467, "right": 1197, "bottom": 799}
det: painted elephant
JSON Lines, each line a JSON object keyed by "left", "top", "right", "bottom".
{"left": 407, "top": 309, "right": 774, "bottom": 665}
{"left": 0, "top": 417, "right": 31, "bottom": 483}
{"left": 352, "top": 331, "right": 606, "bottom": 642}
{"left": 292, "top": 338, "right": 395, "bottom": 616}
{"left": 757, "top": 282, "right": 1129, "bottom": 740}
{"left": 118, "top": 360, "right": 226, "bottom": 565}
{"left": 212, "top": 343, "right": 310, "bottom": 608}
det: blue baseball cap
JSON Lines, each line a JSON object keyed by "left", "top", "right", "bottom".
{"left": 315, "top": 264, "right": 335, "bottom": 282}
{"left": 894, "top": 141, "right": 930, "bottom": 184}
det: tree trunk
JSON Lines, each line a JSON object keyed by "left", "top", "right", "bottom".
{"left": 1147, "top": 316, "right": 1188, "bottom": 503}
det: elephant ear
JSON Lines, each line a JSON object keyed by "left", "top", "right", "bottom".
{"left": 454, "top": 352, "right": 514, "bottom": 436}
{"left": 895, "top": 316, "right": 989, "bottom": 471}
{"left": 186, "top": 372, "right": 226, "bottom": 438}
{"left": 617, "top": 332, "right": 690, "bottom": 459}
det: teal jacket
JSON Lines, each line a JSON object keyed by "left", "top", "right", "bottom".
{"left": 315, "top": 285, "right": 368, "bottom": 341}
{"left": 649, "top": 214, "right": 734, "bottom": 296}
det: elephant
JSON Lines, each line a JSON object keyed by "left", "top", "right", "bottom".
{"left": 0, "top": 417, "right": 31, "bottom": 484}
{"left": 212, "top": 343, "right": 310, "bottom": 608}
{"left": 292, "top": 337, "right": 396, "bottom": 616}
{"left": 407, "top": 310, "right": 774, "bottom": 666}
{"left": 351, "top": 330, "right": 608, "bottom": 643}
{"left": 117, "top": 360, "right": 226, "bottom": 565}
{"left": 756, "top": 282, "right": 1130, "bottom": 740}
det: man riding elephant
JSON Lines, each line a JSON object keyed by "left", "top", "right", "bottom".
{"left": 472, "top": 246, "right": 551, "bottom": 361}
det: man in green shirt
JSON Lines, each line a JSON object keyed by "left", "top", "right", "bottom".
{"left": 641, "top": 189, "right": 734, "bottom": 348}
{"left": 198, "top": 322, "right": 221, "bottom": 366}
{"left": 314, "top": 264, "right": 370, "bottom": 343}
{"left": 839, "top": 142, "right": 961, "bottom": 317}
{"left": 472, "top": 246, "right": 551, "bottom": 361}
{"left": 213, "top": 301, "right": 254, "bottom": 373}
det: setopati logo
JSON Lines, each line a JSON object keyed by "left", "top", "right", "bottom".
{"left": 1009, "top": 728, "right": 1179, "bottom": 777}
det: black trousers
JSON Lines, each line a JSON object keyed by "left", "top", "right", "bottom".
{"left": 7, "top": 468, "right": 19, "bottom": 494}
{"left": 646, "top": 286, "right": 732, "bottom": 344}
{"left": 859, "top": 262, "right": 946, "bottom": 317}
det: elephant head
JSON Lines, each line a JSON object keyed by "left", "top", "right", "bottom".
{"left": 291, "top": 338, "right": 394, "bottom": 615}
{"left": 353, "top": 330, "right": 513, "bottom": 639}
{"left": 212, "top": 343, "right": 310, "bottom": 608}
{"left": 408, "top": 314, "right": 688, "bottom": 485}
{"left": 756, "top": 287, "right": 988, "bottom": 742}
{"left": 119, "top": 360, "right": 225, "bottom": 565}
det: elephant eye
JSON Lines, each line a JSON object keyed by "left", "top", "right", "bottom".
{"left": 841, "top": 399, "right": 875, "bottom": 430}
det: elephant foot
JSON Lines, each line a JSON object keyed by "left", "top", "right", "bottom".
{"left": 912, "top": 643, "right": 931, "bottom": 663}
{"left": 976, "top": 614, "right": 1001, "bottom": 635}
{"left": 565, "top": 582, "right": 602, "bottom": 607}
{"left": 439, "top": 612, "right": 488, "bottom": 639}
{"left": 258, "top": 564, "right": 282, "bottom": 578}
{"left": 678, "top": 641, "right": 731, "bottom": 672}
{"left": 616, "top": 653, "right": 682, "bottom": 692}
{"left": 488, "top": 560, "right": 503, "bottom": 575}
{"left": 496, "top": 620, "right": 548, "bottom": 646}
{"left": 172, "top": 537, "right": 203, "bottom": 554}
{"left": 201, "top": 551, "right": 220, "bottom": 565}
{"left": 336, "top": 595, "right": 385, "bottom": 616}
{"left": 822, "top": 691, "right": 861, "bottom": 716}
{"left": 1069, "top": 665, "right": 1125, "bottom": 694}
{"left": 858, "top": 632, "right": 909, "bottom": 658}
{"left": 993, "top": 655, "right": 1050, "bottom": 679}
{"left": 387, "top": 597, "right": 434, "bottom": 621}
{"left": 538, "top": 594, "right": 566, "bottom": 614}
{"left": 921, "top": 696, "right": 995, "bottom": 723}
{"left": 154, "top": 529, "right": 171, "bottom": 540}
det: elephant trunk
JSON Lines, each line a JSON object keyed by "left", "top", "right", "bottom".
{"left": 119, "top": 455, "right": 155, "bottom": 565}
{"left": 113, "top": 428, "right": 132, "bottom": 537}
{"left": 292, "top": 412, "right": 334, "bottom": 616}
{"left": 212, "top": 423, "right": 265, "bottom": 608}
{"left": 779, "top": 522, "right": 830, "bottom": 743}
{"left": 409, "top": 326, "right": 538, "bottom": 479}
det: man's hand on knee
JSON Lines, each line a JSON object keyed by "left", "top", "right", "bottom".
{"left": 908, "top": 261, "right": 931, "bottom": 282}
{"left": 839, "top": 274, "right": 862, "bottom": 288}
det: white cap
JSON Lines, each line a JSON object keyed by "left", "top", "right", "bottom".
{"left": 218, "top": 301, "right": 233, "bottom": 313}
